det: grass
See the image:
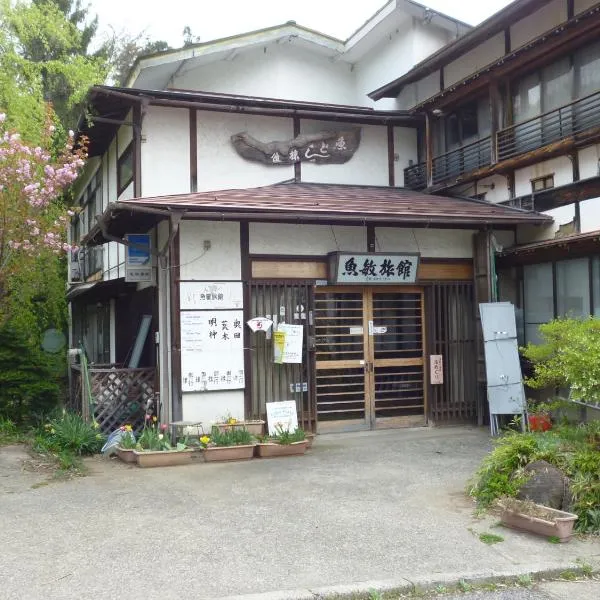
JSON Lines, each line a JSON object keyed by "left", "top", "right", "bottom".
{"left": 478, "top": 532, "right": 504, "bottom": 545}
{"left": 0, "top": 417, "right": 23, "bottom": 445}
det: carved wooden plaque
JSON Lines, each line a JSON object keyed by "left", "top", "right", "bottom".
{"left": 231, "top": 129, "right": 361, "bottom": 165}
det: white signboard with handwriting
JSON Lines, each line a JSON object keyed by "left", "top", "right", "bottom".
{"left": 266, "top": 401, "right": 299, "bottom": 435}
{"left": 180, "top": 310, "right": 244, "bottom": 391}
{"left": 277, "top": 323, "right": 303, "bottom": 364}
{"left": 180, "top": 281, "right": 243, "bottom": 310}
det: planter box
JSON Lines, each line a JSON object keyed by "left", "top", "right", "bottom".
{"left": 500, "top": 502, "right": 578, "bottom": 542}
{"left": 133, "top": 449, "right": 195, "bottom": 468}
{"left": 257, "top": 440, "right": 308, "bottom": 458}
{"left": 213, "top": 421, "right": 265, "bottom": 436}
{"left": 203, "top": 444, "right": 255, "bottom": 462}
{"left": 116, "top": 448, "right": 137, "bottom": 464}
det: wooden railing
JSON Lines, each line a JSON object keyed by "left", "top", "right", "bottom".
{"left": 498, "top": 89, "right": 600, "bottom": 161}
{"left": 71, "top": 363, "right": 155, "bottom": 434}
{"left": 404, "top": 162, "right": 427, "bottom": 189}
{"left": 432, "top": 136, "right": 492, "bottom": 185}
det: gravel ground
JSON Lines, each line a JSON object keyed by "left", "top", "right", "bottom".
{"left": 1, "top": 426, "right": 599, "bottom": 600}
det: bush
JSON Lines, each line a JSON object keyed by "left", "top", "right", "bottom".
{"left": 470, "top": 424, "right": 600, "bottom": 532}
{"left": 522, "top": 317, "right": 600, "bottom": 406}
{"left": 36, "top": 410, "right": 105, "bottom": 456}
{"left": 0, "top": 323, "right": 60, "bottom": 424}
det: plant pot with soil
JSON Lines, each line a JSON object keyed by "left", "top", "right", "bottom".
{"left": 133, "top": 417, "right": 195, "bottom": 468}
{"left": 213, "top": 416, "right": 265, "bottom": 436}
{"left": 201, "top": 426, "right": 256, "bottom": 462}
{"left": 256, "top": 426, "right": 308, "bottom": 458}
{"left": 498, "top": 498, "right": 578, "bottom": 542}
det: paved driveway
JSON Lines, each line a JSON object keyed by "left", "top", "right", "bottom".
{"left": 1, "top": 427, "right": 599, "bottom": 600}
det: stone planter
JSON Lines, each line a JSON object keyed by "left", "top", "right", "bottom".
{"left": 133, "top": 449, "right": 195, "bottom": 468}
{"left": 116, "top": 448, "right": 137, "bottom": 464}
{"left": 257, "top": 440, "right": 308, "bottom": 458}
{"left": 500, "top": 501, "right": 578, "bottom": 542}
{"left": 203, "top": 444, "right": 255, "bottom": 462}
{"left": 213, "top": 420, "right": 265, "bottom": 436}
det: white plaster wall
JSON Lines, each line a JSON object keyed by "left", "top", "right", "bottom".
{"left": 300, "top": 121, "right": 388, "bottom": 186}
{"left": 517, "top": 205, "right": 575, "bottom": 243}
{"left": 179, "top": 220, "right": 241, "bottom": 280}
{"left": 476, "top": 175, "right": 510, "bottom": 204}
{"left": 444, "top": 33, "right": 505, "bottom": 88}
{"left": 141, "top": 106, "right": 190, "bottom": 197}
{"left": 354, "top": 21, "right": 416, "bottom": 108}
{"left": 575, "top": 0, "right": 598, "bottom": 14}
{"left": 182, "top": 391, "right": 245, "bottom": 424}
{"left": 493, "top": 229, "right": 517, "bottom": 250}
{"left": 415, "top": 71, "right": 441, "bottom": 107}
{"left": 579, "top": 198, "right": 600, "bottom": 232}
{"left": 412, "top": 21, "right": 452, "bottom": 65}
{"left": 374, "top": 228, "right": 476, "bottom": 258}
{"left": 106, "top": 242, "right": 120, "bottom": 280}
{"left": 510, "top": 0, "right": 567, "bottom": 49}
{"left": 173, "top": 44, "right": 357, "bottom": 106}
{"left": 578, "top": 145, "right": 600, "bottom": 179}
{"left": 249, "top": 223, "right": 367, "bottom": 255}
{"left": 117, "top": 110, "right": 133, "bottom": 157}
{"left": 196, "top": 112, "right": 294, "bottom": 191}
{"left": 514, "top": 156, "right": 573, "bottom": 197}
{"left": 393, "top": 126, "right": 418, "bottom": 187}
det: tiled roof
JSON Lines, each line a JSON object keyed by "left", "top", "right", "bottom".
{"left": 119, "top": 182, "right": 551, "bottom": 227}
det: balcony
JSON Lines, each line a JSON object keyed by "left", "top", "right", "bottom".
{"left": 403, "top": 89, "right": 600, "bottom": 191}
{"left": 498, "top": 90, "right": 600, "bottom": 161}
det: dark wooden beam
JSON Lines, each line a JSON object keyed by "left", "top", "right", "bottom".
{"left": 189, "top": 109, "right": 197, "bottom": 193}
{"left": 367, "top": 224, "right": 376, "bottom": 252}
{"left": 240, "top": 221, "right": 252, "bottom": 419}
{"left": 425, "top": 112, "right": 434, "bottom": 188}
{"left": 567, "top": 0, "right": 575, "bottom": 19}
{"left": 440, "top": 67, "right": 445, "bottom": 91}
{"left": 387, "top": 125, "right": 395, "bottom": 187}
{"left": 293, "top": 117, "right": 301, "bottom": 182}
{"left": 489, "top": 81, "right": 499, "bottom": 164}
{"left": 504, "top": 28, "right": 511, "bottom": 54}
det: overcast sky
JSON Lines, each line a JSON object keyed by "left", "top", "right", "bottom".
{"left": 91, "top": 0, "right": 513, "bottom": 49}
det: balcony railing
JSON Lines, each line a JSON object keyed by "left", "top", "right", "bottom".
{"left": 432, "top": 136, "right": 491, "bottom": 185}
{"left": 404, "top": 162, "right": 426, "bottom": 189}
{"left": 498, "top": 89, "right": 600, "bottom": 161}
{"left": 402, "top": 90, "right": 600, "bottom": 191}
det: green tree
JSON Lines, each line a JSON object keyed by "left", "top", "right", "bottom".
{"left": 0, "top": 0, "right": 107, "bottom": 135}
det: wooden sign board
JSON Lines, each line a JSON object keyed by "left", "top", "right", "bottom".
{"left": 329, "top": 252, "right": 420, "bottom": 285}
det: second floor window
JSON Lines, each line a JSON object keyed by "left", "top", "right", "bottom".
{"left": 118, "top": 142, "right": 134, "bottom": 195}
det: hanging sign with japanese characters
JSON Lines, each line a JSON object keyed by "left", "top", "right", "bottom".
{"left": 230, "top": 129, "right": 361, "bottom": 166}
{"left": 328, "top": 252, "right": 420, "bottom": 285}
{"left": 125, "top": 234, "right": 153, "bottom": 283}
{"left": 180, "top": 310, "right": 245, "bottom": 392}
{"left": 180, "top": 281, "right": 243, "bottom": 310}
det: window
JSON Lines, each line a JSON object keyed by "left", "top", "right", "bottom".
{"left": 444, "top": 101, "right": 485, "bottom": 150}
{"left": 117, "top": 142, "right": 134, "bottom": 195}
{"left": 575, "top": 40, "right": 600, "bottom": 98}
{"left": 556, "top": 258, "right": 590, "bottom": 317}
{"left": 523, "top": 263, "right": 553, "bottom": 344}
{"left": 75, "top": 169, "right": 102, "bottom": 238}
{"left": 531, "top": 174, "right": 554, "bottom": 193}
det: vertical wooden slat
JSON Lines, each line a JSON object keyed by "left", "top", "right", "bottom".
{"left": 425, "top": 112, "right": 434, "bottom": 188}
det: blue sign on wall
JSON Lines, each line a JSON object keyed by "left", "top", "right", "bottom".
{"left": 125, "top": 234, "right": 152, "bottom": 282}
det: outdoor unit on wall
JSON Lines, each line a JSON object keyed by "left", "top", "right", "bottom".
{"left": 70, "top": 250, "right": 81, "bottom": 282}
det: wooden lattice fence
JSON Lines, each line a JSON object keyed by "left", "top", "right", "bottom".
{"left": 71, "top": 364, "right": 155, "bottom": 434}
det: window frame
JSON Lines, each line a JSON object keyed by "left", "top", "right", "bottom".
{"left": 117, "top": 141, "right": 134, "bottom": 196}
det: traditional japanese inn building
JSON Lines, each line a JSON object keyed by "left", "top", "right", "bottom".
{"left": 68, "top": 0, "right": 600, "bottom": 433}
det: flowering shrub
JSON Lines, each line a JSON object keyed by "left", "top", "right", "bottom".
{"left": 0, "top": 111, "right": 86, "bottom": 321}
{"left": 137, "top": 416, "right": 172, "bottom": 451}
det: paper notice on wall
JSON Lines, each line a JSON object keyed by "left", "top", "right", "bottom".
{"left": 430, "top": 354, "right": 443, "bottom": 385}
{"left": 277, "top": 323, "right": 303, "bottom": 364}
{"left": 266, "top": 401, "right": 298, "bottom": 435}
{"left": 273, "top": 331, "right": 286, "bottom": 364}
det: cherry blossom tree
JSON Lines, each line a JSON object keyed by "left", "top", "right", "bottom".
{"left": 0, "top": 110, "right": 86, "bottom": 323}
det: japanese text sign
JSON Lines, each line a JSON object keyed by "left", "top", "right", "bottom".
{"left": 125, "top": 234, "right": 152, "bottom": 282}
{"left": 328, "top": 252, "right": 419, "bottom": 285}
{"left": 430, "top": 354, "right": 443, "bottom": 385}
{"left": 180, "top": 281, "right": 243, "bottom": 310}
{"left": 266, "top": 401, "right": 299, "bottom": 435}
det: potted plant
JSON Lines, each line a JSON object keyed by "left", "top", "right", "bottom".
{"left": 133, "top": 416, "right": 195, "bottom": 467}
{"left": 201, "top": 426, "right": 256, "bottom": 462}
{"left": 256, "top": 425, "right": 308, "bottom": 458}
{"left": 116, "top": 424, "right": 137, "bottom": 463}
{"left": 498, "top": 497, "right": 578, "bottom": 542}
{"left": 213, "top": 414, "right": 265, "bottom": 436}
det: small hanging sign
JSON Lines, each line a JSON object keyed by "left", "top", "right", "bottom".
{"left": 430, "top": 354, "right": 444, "bottom": 385}
{"left": 247, "top": 317, "right": 273, "bottom": 333}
